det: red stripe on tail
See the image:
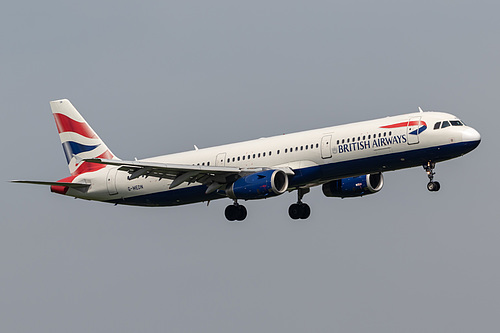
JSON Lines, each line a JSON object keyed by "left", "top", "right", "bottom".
{"left": 53, "top": 113, "right": 98, "bottom": 139}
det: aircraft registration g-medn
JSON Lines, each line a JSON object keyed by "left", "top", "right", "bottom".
{"left": 13, "top": 99, "right": 481, "bottom": 221}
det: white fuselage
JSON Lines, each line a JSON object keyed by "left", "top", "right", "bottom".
{"left": 66, "top": 111, "right": 480, "bottom": 206}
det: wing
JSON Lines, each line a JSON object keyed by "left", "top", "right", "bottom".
{"left": 84, "top": 158, "right": 276, "bottom": 194}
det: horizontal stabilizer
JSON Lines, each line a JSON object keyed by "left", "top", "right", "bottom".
{"left": 10, "top": 180, "right": 90, "bottom": 188}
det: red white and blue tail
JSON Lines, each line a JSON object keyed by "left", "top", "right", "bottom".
{"left": 50, "top": 99, "right": 119, "bottom": 176}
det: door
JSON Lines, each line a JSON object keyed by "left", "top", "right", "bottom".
{"left": 407, "top": 117, "right": 422, "bottom": 145}
{"left": 321, "top": 135, "right": 332, "bottom": 159}
{"left": 106, "top": 167, "right": 119, "bottom": 195}
{"left": 216, "top": 153, "right": 226, "bottom": 167}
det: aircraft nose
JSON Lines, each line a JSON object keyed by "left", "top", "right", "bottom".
{"left": 462, "top": 127, "right": 481, "bottom": 143}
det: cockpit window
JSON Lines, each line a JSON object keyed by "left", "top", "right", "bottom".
{"left": 450, "top": 120, "right": 463, "bottom": 126}
{"left": 434, "top": 122, "right": 441, "bottom": 130}
{"left": 441, "top": 121, "right": 451, "bottom": 128}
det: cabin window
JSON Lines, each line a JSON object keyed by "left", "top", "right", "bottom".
{"left": 368, "top": 135, "right": 371, "bottom": 139}
{"left": 300, "top": 146, "right": 303, "bottom": 151}
{"left": 342, "top": 139, "right": 345, "bottom": 144}
{"left": 389, "top": 131, "right": 392, "bottom": 136}
{"left": 358, "top": 137, "right": 360, "bottom": 141}
{"left": 442, "top": 121, "right": 451, "bottom": 128}
{"left": 285, "top": 148, "right": 288, "bottom": 153}
{"left": 207, "top": 162, "right": 210, "bottom": 166}
{"left": 347, "top": 138, "right": 350, "bottom": 143}
{"left": 277, "top": 150, "right": 280, "bottom": 154}
{"left": 295, "top": 147, "right": 298, "bottom": 151}
{"left": 383, "top": 132, "right": 386, "bottom": 137}
{"left": 305, "top": 145, "right": 308, "bottom": 150}
{"left": 237, "top": 157, "right": 240, "bottom": 161}
{"left": 242, "top": 156, "right": 245, "bottom": 160}
{"left": 263, "top": 152, "right": 266, "bottom": 157}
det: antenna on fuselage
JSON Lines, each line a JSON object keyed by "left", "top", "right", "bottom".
{"left": 418, "top": 107, "right": 424, "bottom": 113}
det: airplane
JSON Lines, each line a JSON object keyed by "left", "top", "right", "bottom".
{"left": 12, "top": 99, "right": 481, "bottom": 221}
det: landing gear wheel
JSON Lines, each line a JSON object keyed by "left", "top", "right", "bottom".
{"left": 289, "top": 188, "right": 312, "bottom": 220}
{"left": 288, "top": 203, "right": 311, "bottom": 220}
{"left": 427, "top": 181, "right": 441, "bottom": 192}
{"left": 423, "top": 161, "right": 441, "bottom": 192}
{"left": 225, "top": 204, "right": 247, "bottom": 221}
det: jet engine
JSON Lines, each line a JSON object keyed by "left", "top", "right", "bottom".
{"left": 226, "top": 169, "right": 289, "bottom": 200}
{"left": 322, "top": 173, "right": 384, "bottom": 198}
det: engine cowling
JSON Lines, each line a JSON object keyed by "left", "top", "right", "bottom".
{"left": 322, "top": 173, "right": 384, "bottom": 198}
{"left": 226, "top": 169, "right": 289, "bottom": 200}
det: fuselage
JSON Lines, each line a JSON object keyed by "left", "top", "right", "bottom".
{"left": 65, "top": 111, "right": 480, "bottom": 206}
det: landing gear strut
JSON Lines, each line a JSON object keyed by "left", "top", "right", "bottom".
{"left": 424, "top": 161, "right": 440, "bottom": 192}
{"left": 225, "top": 201, "right": 247, "bottom": 221}
{"left": 289, "top": 188, "right": 311, "bottom": 220}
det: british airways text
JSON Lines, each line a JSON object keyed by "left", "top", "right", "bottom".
{"left": 338, "top": 134, "right": 407, "bottom": 154}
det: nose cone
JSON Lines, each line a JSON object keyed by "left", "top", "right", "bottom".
{"left": 462, "top": 127, "right": 481, "bottom": 143}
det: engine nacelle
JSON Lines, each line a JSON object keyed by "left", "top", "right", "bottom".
{"left": 226, "top": 169, "right": 289, "bottom": 200}
{"left": 322, "top": 173, "right": 384, "bottom": 198}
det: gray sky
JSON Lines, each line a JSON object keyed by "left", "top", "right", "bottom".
{"left": 1, "top": 1, "right": 499, "bottom": 332}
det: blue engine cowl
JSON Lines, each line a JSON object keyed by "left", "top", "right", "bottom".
{"left": 226, "top": 169, "right": 289, "bottom": 200}
{"left": 322, "top": 173, "right": 384, "bottom": 198}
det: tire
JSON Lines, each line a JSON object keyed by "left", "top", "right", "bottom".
{"left": 225, "top": 205, "right": 238, "bottom": 221}
{"left": 289, "top": 204, "right": 301, "bottom": 220}
{"left": 236, "top": 205, "right": 247, "bottom": 221}
{"left": 300, "top": 204, "right": 311, "bottom": 219}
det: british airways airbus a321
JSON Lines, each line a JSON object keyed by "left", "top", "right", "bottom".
{"left": 13, "top": 99, "right": 481, "bottom": 221}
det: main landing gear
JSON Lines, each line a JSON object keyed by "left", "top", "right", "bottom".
{"left": 289, "top": 188, "right": 311, "bottom": 220}
{"left": 424, "top": 161, "right": 440, "bottom": 192}
{"left": 224, "top": 201, "right": 247, "bottom": 221}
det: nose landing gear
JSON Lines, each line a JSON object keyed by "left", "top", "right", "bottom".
{"left": 424, "top": 161, "right": 440, "bottom": 192}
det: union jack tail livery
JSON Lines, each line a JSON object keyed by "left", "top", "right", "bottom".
{"left": 50, "top": 99, "right": 118, "bottom": 175}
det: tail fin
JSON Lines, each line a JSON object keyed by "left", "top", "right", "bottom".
{"left": 50, "top": 99, "right": 119, "bottom": 176}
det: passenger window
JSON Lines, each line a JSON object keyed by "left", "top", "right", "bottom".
{"left": 277, "top": 150, "right": 280, "bottom": 155}
{"left": 285, "top": 148, "right": 288, "bottom": 153}
{"left": 207, "top": 162, "right": 210, "bottom": 166}
{"left": 347, "top": 138, "right": 350, "bottom": 143}
{"left": 442, "top": 121, "right": 450, "bottom": 128}
{"left": 450, "top": 120, "right": 463, "bottom": 126}
{"left": 263, "top": 152, "right": 266, "bottom": 157}
{"left": 434, "top": 122, "right": 441, "bottom": 130}
{"left": 342, "top": 139, "right": 345, "bottom": 144}
{"left": 316, "top": 143, "right": 319, "bottom": 148}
